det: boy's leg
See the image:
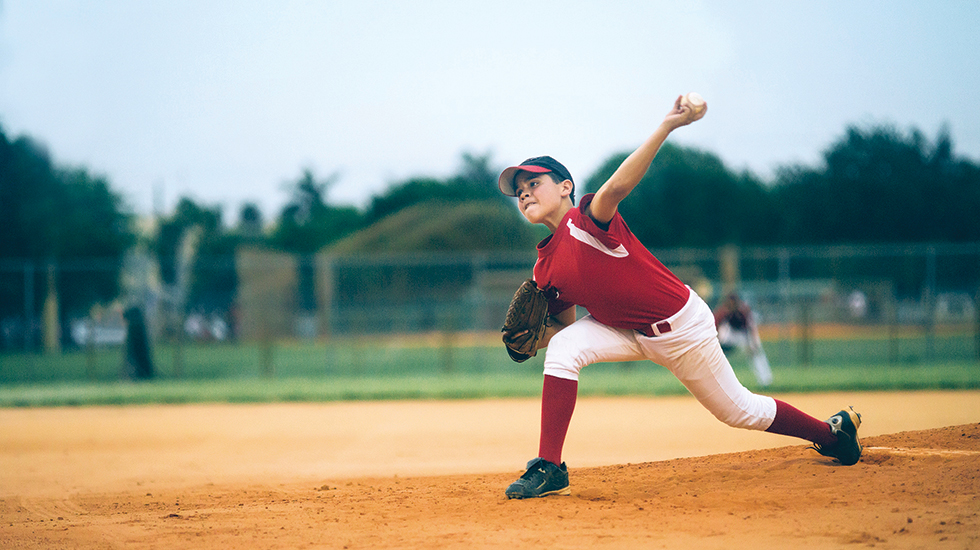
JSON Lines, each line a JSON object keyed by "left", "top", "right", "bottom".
{"left": 666, "top": 336, "right": 857, "bottom": 454}
{"left": 539, "top": 315, "right": 644, "bottom": 464}
{"left": 664, "top": 335, "right": 777, "bottom": 430}
{"left": 641, "top": 293, "right": 849, "bottom": 449}
{"left": 668, "top": 327, "right": 861, "bottom": 464}
{"left": 506, "top": 315, "right": 643, "bottom": 498}
{"left": 538, "top": 374, "right": 577, "bottom": 466}
{"left": 766, "top": 398, "right": 835, "bottom": 446}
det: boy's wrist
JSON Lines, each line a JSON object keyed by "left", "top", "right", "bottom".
{"left": 657, "top": 120, "right": 680, "bottom": 136}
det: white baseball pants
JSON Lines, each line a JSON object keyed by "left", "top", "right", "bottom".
{"left": 542, "top": 289, "right": 777, "bottom": 431}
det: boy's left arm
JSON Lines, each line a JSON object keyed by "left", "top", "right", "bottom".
{"left": 588, "top": 95, "right": 706, "bottom": 224}
{"left": 537, "top": 306, "right": 577, "bottom": 349}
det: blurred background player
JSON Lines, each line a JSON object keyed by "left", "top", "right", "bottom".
{"left": 714, "top": 293, "right": 773, "bottom": 386}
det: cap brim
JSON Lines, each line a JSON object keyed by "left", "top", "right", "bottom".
{"left": 497, "top": 165, "right": 552, "bottom": 196}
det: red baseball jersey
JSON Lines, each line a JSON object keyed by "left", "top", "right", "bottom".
{"left": 533, "top": 193, "right": 690, "bottom": 330}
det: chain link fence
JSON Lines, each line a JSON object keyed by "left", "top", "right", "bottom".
{"left": 2, "top": 243, "right": 978, "bottom": 383}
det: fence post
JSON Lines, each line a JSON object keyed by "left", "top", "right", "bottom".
{"left": 440, "top": 313, "right": 456, "bottom": 374}
{"left": 173, "top": 315, "right": 185, "bottom": 379}
{"left": 924, "top": 245, "right": 936, "bottom": 361}
{"left": 778, "top": 249, "right": 791, "bottom": 366}
{"left": 85, "top": 317, "right": 96, "bottom": 380}
{"left": 43, "top": 262, "right": 61, "bottom": 355}
{"left": 471, "top": 253, "right": 489, "bottom": 332}
{"left": 23, "top": 261, "right": 35, "bottom": 352}
{"left": 799, "top": 299, "right": 812, "bottom": 367}
{"left": 316, "top": 253, "right": 335, "bottom": 340}
{"left": 887, "top": 287, "right": 899, "bottom": 365}
{"left": 975, "top": 286, "right": 980, "bottom": 362}
{"left": 719, "top": 245, "right": 740, "bottom": 297}
{"left": 260, "top": 331, "right": 274, "bottom": 378}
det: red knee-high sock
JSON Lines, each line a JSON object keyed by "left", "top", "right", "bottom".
{"left": 538, "top": 374, "right": 578, "bottom": 466}
{"left": 766, "top": 399, "right": 836, "bottom": 447}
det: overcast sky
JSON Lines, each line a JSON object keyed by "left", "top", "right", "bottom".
{"left": 1, "top": 1, "right": 978, "bottom": 222}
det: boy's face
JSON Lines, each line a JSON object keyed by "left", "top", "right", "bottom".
{"left": 513, "top": 171, "right": 572, "bottom": 225}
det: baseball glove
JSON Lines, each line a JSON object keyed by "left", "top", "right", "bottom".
{"left": 501, "top": 278, "right": 550, "bottom": 363}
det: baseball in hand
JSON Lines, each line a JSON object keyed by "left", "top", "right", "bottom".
{"left": 681, "top": 92, "right": 707, "bottom": 119}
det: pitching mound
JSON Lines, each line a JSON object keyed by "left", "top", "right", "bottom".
{"left": 3, "top": 423, "right": 977, "bottom": 549}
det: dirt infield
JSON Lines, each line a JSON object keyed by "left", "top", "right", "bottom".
{"left": 2, "top": 391, "right": 979, "bottom": 549}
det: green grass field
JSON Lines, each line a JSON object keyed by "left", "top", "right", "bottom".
{"left": 1, "top": 331, "right": 978, "bottom": 407}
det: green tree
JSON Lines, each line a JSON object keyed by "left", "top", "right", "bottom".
{"left": 364, "top": 151, "right": 505, "bottom": 224}
{"left": 269, "top": 169, "right": 363, "bottom": 254}
{"left": 0, "top": 125, "right": 135, "bottom": 326}
{"left": 773, "top": 124, "right": 980, "bottom": 243}
{"left": 55, "top": 168, "right": 136, "bottom": 315}
{"left": 583, "top": 143, "right": 776, "bottom": 247}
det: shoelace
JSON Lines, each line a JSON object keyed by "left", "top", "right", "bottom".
{"left": 522, "top": 466, "right": 547, "bottom": 480}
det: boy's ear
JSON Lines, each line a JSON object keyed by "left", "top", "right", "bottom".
{"left": 558, "top": 179, "right": 574, "bottom": 199}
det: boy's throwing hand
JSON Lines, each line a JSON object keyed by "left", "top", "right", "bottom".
{"left": 665, "top": 94, "right": 708, "bottom": 128}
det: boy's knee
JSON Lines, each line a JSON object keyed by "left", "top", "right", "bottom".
{"left": 713, "top": 407, "right": 752, "bottom": 429}
{"left": 542, "top": 330, "right": 591, "bottom": 380}
{"left": 708, "top": 396, "right": 774, "bottom": 431}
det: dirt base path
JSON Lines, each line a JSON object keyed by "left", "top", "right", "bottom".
{"left": 2, "top": 391, "right": 979, "bottom": 548}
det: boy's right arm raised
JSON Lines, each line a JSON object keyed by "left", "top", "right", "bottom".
{"left": 587, "top": 95, "right": 705, "bottom": 225}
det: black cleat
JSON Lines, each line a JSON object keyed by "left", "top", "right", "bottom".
{"left": 505, "top": 457, "right": 571, "bottom": 499}
{"left": 812, "top": 407, "right": 863, "bottom": 465}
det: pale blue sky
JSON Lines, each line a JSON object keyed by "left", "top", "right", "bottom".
{"left": 1, "top": 1, "right": 978, "bottom": 219}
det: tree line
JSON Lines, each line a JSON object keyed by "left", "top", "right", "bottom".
{"left": 2, "top": 120, "right": 979, "bottom": 326}
{"left": 585, "top": 124, "right": 980, "bottom": 247}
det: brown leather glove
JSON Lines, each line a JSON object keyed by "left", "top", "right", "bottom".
{"left": 501, "top": 279, "right": 550, "bottom": 363}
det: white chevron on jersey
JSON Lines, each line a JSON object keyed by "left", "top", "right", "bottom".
{"left": 566, "top": 218, "right": 629, "bottom": 258}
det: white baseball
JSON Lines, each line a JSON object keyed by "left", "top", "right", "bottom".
{"left": 681, "top": 92, "right": 707, "bottom": 118}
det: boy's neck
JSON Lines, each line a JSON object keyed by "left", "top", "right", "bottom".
{"left": 543, "top": 200, "right": 575, "bottom": 233}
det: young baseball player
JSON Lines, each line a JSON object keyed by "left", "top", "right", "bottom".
{"left": 714, "top": 292, "right": 773, "bottom": 386}
{"left": 498, "top": 95, "right": 862, "bottom": 499}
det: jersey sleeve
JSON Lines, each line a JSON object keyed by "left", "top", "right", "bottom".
{"left": 576, "top": 193, "right": 630, "bottom": 242}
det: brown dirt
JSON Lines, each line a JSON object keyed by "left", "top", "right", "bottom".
{"left": 2, "top": 391, "right": 979, "bottom": 549}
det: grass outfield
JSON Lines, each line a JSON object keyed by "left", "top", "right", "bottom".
{"left": 1, "top": 363, "right": 979, "bottom": 408}
{"left": 1, "top": 330, "right": 978, "bottom": 407}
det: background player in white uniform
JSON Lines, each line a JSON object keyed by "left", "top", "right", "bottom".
{"left": 714, "top": 292, "right": 773, "bottom": 386}
{"left": 498, "top": 95, "right": 862, "bottom": 499}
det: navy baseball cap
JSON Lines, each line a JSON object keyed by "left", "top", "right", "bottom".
{"left": 498, "top": 156, "right": 574, "bottom": 200}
